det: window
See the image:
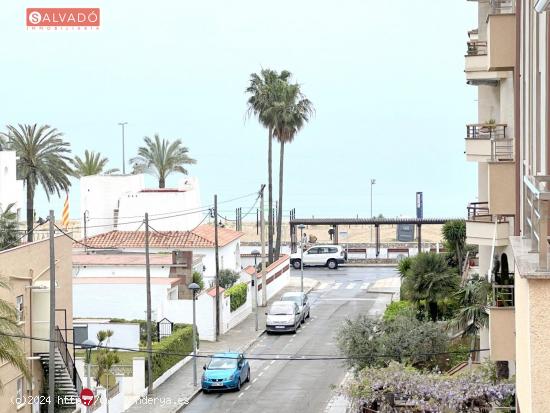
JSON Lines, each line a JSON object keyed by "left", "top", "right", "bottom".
{"left": 16, "top": 376, "right": 24, "bottom": 404}
{"left": 307, "top": 248, "right": 319, "bottom": 254}
{"left": 16, "top": 295, "right": 23, "bottom": 322}
{"left": 328, "top": 247, "right": 338, "bottom": 253}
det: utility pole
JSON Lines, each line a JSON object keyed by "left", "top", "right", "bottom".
{"left": 144, "top": 213, "right": 153, "bottom": 393}
{"left": 118, "top": 122, "right": 128, "bottom": 174}
{"left": 214, "top": 195, "right": 220, "bottom": 340}
{"left": 259, "top": 185, "right": 267, "bottom": 306}
{"left": 83, "top": 211, "right": 88, "bottom": 255}
{"left": 48, "top": 210, "right": 55, "bottom": 413}
{"left": 370, "top": 179, "right": 376, "bottom": 243}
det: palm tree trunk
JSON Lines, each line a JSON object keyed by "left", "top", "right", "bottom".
{"left": 268, "top": 127, "right": 274, "bottom": 264}
{"left": 159, "top": 176, "right": 166, "bottom": 188}
{"left": 26, "top": 183, "right": 34, "bottom": 242}
{"left": 275, "top": 141, "right": 285, "bottom": 261}
{"left": 428, "top": 301, "right": 438, "bottom": 321}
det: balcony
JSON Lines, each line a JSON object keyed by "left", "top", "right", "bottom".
{"left": 489, "top": 292, "right": 515, "bottom": 361}
{"left": 465, "top": 123, "right": 513, "bottom": 162}
{"left": 466, "top": 202, "right": 510, "bottom": 246}
{"left": 487, "top": 13, "right": 516, "bottom": 71}
{"left": 488, "top": 160, "right": 516, "bottom": 215}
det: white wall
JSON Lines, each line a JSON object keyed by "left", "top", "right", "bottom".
{"left": 73, "top": 283, "right": 170, "bottom": 321}
{"left": 76, "top": 322, "right": 140, "bottom": 350}
{"left": 73, "top": 265, "right": 169, "bottom": 278}
{"left": 0, "top": 151, "right": 23, "bottom": 216}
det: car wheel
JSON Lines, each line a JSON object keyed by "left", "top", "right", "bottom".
{"left": 236, "top": 377, "right": 241, "bottom": 391}
{"left": 327, "top": 259, "right": 338, "bottom": 269}
{"left": 246, "top": 369, "right": 251, "bottom": 382}
{"left": 293, "top": 260, "right": 301, "bottom": 269}
{"left": 307, "top": 311, "right": 311, "bottom": 319}
{"left": 203, "top": 389, "right": 209, "bottom": 394}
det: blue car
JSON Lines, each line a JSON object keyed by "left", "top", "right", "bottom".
{"left": 201, "top": 352, "right": 250, "bottom": 393}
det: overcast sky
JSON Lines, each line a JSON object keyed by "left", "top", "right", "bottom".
{"left": 1, "top": 0, "right": 478, "bottom": 221}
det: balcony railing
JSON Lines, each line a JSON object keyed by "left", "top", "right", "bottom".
{"left": 489, "top": 0, "right": 515, "bottom": 13}
{"left": 523, "top": 175, "right": 550, "bottom": 270}
{"left": 466, "top": 40, "right": 487, "bottom": 56}
{"left": 493, "top": 284, "right": 514, "bottom": 307}
{"left": 491, "top": 138, "right": 514, "bottom": 160}
{"left": 466, "top": 123, "right": 507, "bottom": 140}
{"left": 467, "top": 202, "right": 509, "bottom": 222}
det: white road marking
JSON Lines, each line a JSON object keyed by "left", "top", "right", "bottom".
{"left": 252, "top": 378, "right": 258, "bottom": 383}
{"left": 360, "top": 283, "right": 370, "bottom": 290}
{"left": 332, "top": 283, "right": 342, "bottom": 290}
{"left": 270, "top": 360, "right": 276, "bottom": 365}
{"left": 289, "top": 338, "right": 294, "bottom": 342}
{"left": 244, "top": 385, "right": 250, "bottom": 391}
{"left": 258, "top": 372, "right": 264, "bottom": 377}
{"left": 346, "top": 283, "right": 356, "bottom": 289}
{"left": 238, "top": 393, "right": 244, "bottom": 398}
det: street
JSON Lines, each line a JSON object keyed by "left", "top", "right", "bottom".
{"left": 183, "top": 266, "right": 398, "bottom": 413}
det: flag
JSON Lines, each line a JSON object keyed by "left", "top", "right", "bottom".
{"left": 62, "top": 193, "right": 70, "bottom": 229}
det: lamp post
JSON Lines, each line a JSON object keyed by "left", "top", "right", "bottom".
{"left": 188, "top": 282, "right": 201, "bottom": 387}
{"left": 251, "top": 250, "right": 260, "bottom": 331}
{"left": 81, "top": 339, "right": 97, "bottom": 397}
{"left": 118, "top": 122, "right": 128, "bottom": 174}
{"left": 298, "top": 224, "right": 306, "bottom": 294}
{"left": 370, "top": 179, "right": 376, "bottom": 243}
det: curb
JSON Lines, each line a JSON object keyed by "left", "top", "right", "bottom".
{"left": 177, "top": 280, "right": 320, "bottom": 411}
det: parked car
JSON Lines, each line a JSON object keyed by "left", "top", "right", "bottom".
{"left": 290, "top": 244, "right": 347, "bottom": 270}
{"left": 265, "top": 301, "right": 301, "bottom": 333}
{"left": 201, "top": 352, "right": 250, "bottom": 393}
{"left": 280, "top": 292, "right": 311, "bottom": 323}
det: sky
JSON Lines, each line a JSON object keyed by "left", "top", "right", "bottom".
{"left": 0, "top": 0, "right": 478, "bottom": 221}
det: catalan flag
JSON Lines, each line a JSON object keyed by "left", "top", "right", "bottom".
{"left": 62, "top": 193, "right": 70, "bottom": 229}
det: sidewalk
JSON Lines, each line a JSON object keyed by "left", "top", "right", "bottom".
{"left": 125, "top": 277, "right": 319, "bottom": 413}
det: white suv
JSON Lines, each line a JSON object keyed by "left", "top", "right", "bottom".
{"left": 290, "top": 245, "right": 347, "bottom": 270}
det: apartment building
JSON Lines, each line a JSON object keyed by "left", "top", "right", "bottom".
{"left": 0, "top": 235, "right": 77, "bottom": 413}
{"left": 466, "top": 0, "right": 550, "bottom": 411}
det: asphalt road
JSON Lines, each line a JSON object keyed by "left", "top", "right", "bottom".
{"left": 183, "top": 266, "right": 397, "bottom": 413}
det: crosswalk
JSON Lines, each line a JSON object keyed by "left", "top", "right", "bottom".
{"left": 318, "top": 282, "right": 370, "bottom": 291}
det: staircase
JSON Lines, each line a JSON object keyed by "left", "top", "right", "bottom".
{"left": 37, "top": 327, "right": 82, "bottom": 409}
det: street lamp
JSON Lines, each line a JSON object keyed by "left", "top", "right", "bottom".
{"left": 81, "top": 339, "right": 97, "bottom": 390}
{"left": 118, "top": 122, "right": 128, "bottom": 174}
{"left": 188, "top": 282, "right": 201, "bottom": 387}
{"left": 370, "top": 179, "right": 376, "bottom": 244}
{"left": 298, "top": 224, "right": 306, "bottom": 294}
{"left": 251, "top": 250, "right": 260, "bottom": 331}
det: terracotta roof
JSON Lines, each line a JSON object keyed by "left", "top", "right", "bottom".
{"left": 244, "top": 266, "right": 256, "bottom": 276}
{"left": 78, "top": 225, "right": 243, "bottom": 250}
{"left": 206, "top": 286, "right": 225, "bottom": 297}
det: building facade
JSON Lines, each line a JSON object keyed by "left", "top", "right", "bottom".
{"left": 0, "top": 150, "right": 23, "bottom": 217}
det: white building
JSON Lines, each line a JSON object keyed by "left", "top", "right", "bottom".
{"left": 0, "top": 151, "right": 23, "bottom": 216}
{"left": 80, "top": 174, "right": 203, "bottom": 237}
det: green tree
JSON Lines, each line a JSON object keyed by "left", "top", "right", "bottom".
{"left": 72, "top": 150, "right": 119, "bottom": 177}
{"left": 442, "top": 220, "right": 466, "bottom": 269}
{"left": 94, "top": 330, "right": 120, "bottom": 388}
{"left": 219, "top": 269, "right": 240, "bottom": 289}
{"left": 448, "top": 275, "right": 490, "bottom": 364}
{"left": 401, "top": 252, "right": 459, "bottom": 321}
{"left": 130, "top": 134, "right": 196, "bottom": 188}
{"left": 192, "top": 271, "right": 204, "bottom": 291}
{"left": 246, "top": 69, "right": 292, "bottom": 264}
{"left": 271, "top": 81, "right": 314, "bottom": 260}
{"left": 0, "top": 278, "right": 30, "bottom": 386}
{"left": 1, "top": 124, "right": 73, "bottom": 242}
{"left": 0, "top": 203, "right": 20, "bottom": 251}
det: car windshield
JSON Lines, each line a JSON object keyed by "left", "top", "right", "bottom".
{"left": 281, "top": 296, "right": 301, "bottom": 305}
{"left": 208, "top": 357, "right": 238, "bottom": 370}
{"left": 269, "top": 305, "right": 293, "bottom": 315}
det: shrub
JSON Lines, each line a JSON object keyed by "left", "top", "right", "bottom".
{"left": 150, "top": 325, "right": 194, "bottom": 381}
{"left": 219, "top": 269, "right": 240, "bottom": 289}
{"left": 192, "top": 271, "right": 205, "bottom": 291}
{"left": 383, "top": 300, "right": 415, "bottom": 321}
{"left": 225, "top": 282, "right": 248, "bottom": 312}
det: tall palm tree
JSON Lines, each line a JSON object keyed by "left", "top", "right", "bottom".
{"left": 0, "top": 203, "right": 20, "bottom": 251}
{"left": 1, "top": 124, "right": 73, "bottom": 242}
{"left": 448, "top": 275, "right": 490, "bottom": 365}
{"left": 0, "top": 278, "right": 30, "bottom": 386}
{"left": 401, "top": 252, "right": 459, "bottom": 321}
{"left": 271, "top": 82, "right": 314, "bottom": 260}
{"left": 442, "top": 220, "right": 467, "bottom": 270}
{"left": 246, "top": 69, "right": 291, "bottom": 264}
{"left": 130, "top": 134, "right": 196, "bottom": 188}
{"left": 72, "top": 150, "right": 119, "bottom": 177}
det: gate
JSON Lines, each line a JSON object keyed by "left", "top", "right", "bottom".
{"left": 157, "top": 317, "right": 173, "bottom": 341}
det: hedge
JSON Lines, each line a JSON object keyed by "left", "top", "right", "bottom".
{"left": 150, "top": 325, "right": 194, "bottom": 381}
{"left": 225, "top": 282, "right": 248, "bottom": 312}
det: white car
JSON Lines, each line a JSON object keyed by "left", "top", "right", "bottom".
{"left": 290, "top": 245, "right": 347, "bottom": 270}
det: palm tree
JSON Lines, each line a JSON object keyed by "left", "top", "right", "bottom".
{"left": 448, "top": 275, "right": 490, "bottom": 365}
{"left": 72, "top": 150, "right": 119, "bottom": 177}
{"left": 271, "top": 82, "right": 314, "bottom": 260}
{"left": 401, "top": 252, "right": 459, "bottom": 321}
{"left": 130, "top": 134, "right": 196, "bottom": 188}
{"left": 442, "top": 220, "right": 467, "bottom": 270}
{"left": 0, "top": 203, "right": 20, "bottom": 251}
{"left": 246, "top": 69, "right": 291, "bottom": 264}
{"left": 0, "top": 278, "right": 30, "bottom": 386}
{"left": 1, "top": 124, "right": 73, "bottom": 242}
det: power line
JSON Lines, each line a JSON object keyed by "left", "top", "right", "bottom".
{"left": 54, "top": 222, "right": 144, "bottom": 250}
{"left": 3, "top": 221, "right": 49, "bottom": 250}
{"left": 218, "top": 193, "right": 260, "bottom": 222}
{"left": 0, "top": 331, "right": 489, "bottom": 362}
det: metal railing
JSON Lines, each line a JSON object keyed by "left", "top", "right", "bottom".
{"left": 490, "top": 0, "right": 515, "bottom": 13}
{"left": 466, "top": 123, "right": 507, "bottom": 140}
{"left": 491, "top": 137, "right": 514, "bottom": 161}
{"left": 467, "top": 202, "right": 508, "bottom": 223}
{"left": 523, "top": 175, "right": 550, "bottom": 270}
{"left": 55, "top": 327, "right": 83, "bottom": 393}
{"left": 466, "top": 40, "right": 487, "bottom": 56}
{"left": 493, "top": 284, "right": 515, "bottom": 306}
{"left": 88, "top": 364, "right": 133, "bottom": 377}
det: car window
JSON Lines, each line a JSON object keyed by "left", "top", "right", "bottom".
{"left": 328, "top": 247, "right": 338, "bottom": 253}
{"left": 307, "top": 248, "right": 319, "bottom": 254}
{"left": 317, "top": 247, "right": 328, "bottom": 254}
{"left": 269, "top": 304, "right": 294, "bottom": 315}
{"left": 208, "top": 357, "right": 238, "bottom": 369}
{"left": 281, "top": 296, "right": 301, "bottom": 305}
